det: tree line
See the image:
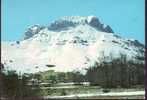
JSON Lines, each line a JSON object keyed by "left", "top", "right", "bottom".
{"left": 86, "top": 54, "right": 144, "bottom": 88}
{"left": 37, "top": 54, "right": 144, "bottom": 88}
{"left": 0, "top": 64, "right": 42, "bottom": 100}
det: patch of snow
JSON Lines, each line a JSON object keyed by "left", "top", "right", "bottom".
{"left": 87, "top": 15, "right": 96, "bottom": 23}
{"left": 43, "top": 91, "right": 145, "bottom": 99}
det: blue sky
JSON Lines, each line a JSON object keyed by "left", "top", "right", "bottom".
{"left": 2, "top": 0, "right": 145, "bottom": 44}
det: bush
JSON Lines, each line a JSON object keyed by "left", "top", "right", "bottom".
{"left": 102, "top": 89, "right": 110, "bottom": 93}
{"left": 60, "top": 89, "right": 67, "bottom": 96}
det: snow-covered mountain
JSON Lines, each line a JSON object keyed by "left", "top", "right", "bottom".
{"left": 1, "top": 16, "right": 144, "bottom": 74}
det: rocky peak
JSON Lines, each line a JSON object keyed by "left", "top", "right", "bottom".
{"left": 23, "top": 16, "right": 114, "bottom": 40}
{"left": 48, "top": 16, "right": 114, "bottom": 33}
{"left": 24, "top": 25, "right": 45, "bottom": 40}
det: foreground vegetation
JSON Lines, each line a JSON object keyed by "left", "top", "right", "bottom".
{"left": 36, "top": 54, "right": 144, "bottom": 88}
{"left": 0, "top": 54, "right": 144, "bottom": 99}
{"left": 0, "top": 68, "right": 41, "bottom": 100}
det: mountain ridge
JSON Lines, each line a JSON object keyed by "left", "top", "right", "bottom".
{"left": 1, "top": 16, "right": 144, "bottom": 74}
{"left": 24, "top": 16, "right": 114, "bottom": 40}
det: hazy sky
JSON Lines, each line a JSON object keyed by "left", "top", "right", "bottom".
{"left": 2, "top": 0, "right": 145, "bottom": 43}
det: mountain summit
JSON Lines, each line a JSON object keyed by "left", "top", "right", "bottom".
{"left": 24, "top": 16, "right": 114, "bottom": 40}
{"left": 1, "top": 16, "right": 144, "bottom": 74}
{"left": 48, "top": 16, "right": 114, "bottom": 33}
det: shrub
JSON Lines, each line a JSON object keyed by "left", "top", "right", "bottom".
{"left": 60, "top": 89, "right": 67, "bottom": 96}
{"left": 102, "top": 89, "right": 110, "bottom": 93}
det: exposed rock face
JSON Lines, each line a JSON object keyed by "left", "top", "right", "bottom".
{"left": 48, "top": 20, "right": 76, "bottom": 31}
{"left": 24, "top": 16, "right": 114, "bottom": 40}
{"left": 102, "top": 25, "right": 114, "bottom": 33}
{"left": 87, "top": 16, "right": 101, "bottom": 28}
{"left": 87, "top": 16, "right": 113, "bottom": 33}
{"left": 24, "top": 25, "right": 45, "bottom": 39}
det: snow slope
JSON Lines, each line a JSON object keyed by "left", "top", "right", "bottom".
{"left": 1, "top": 16, "right": 144, "bottom": 74}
